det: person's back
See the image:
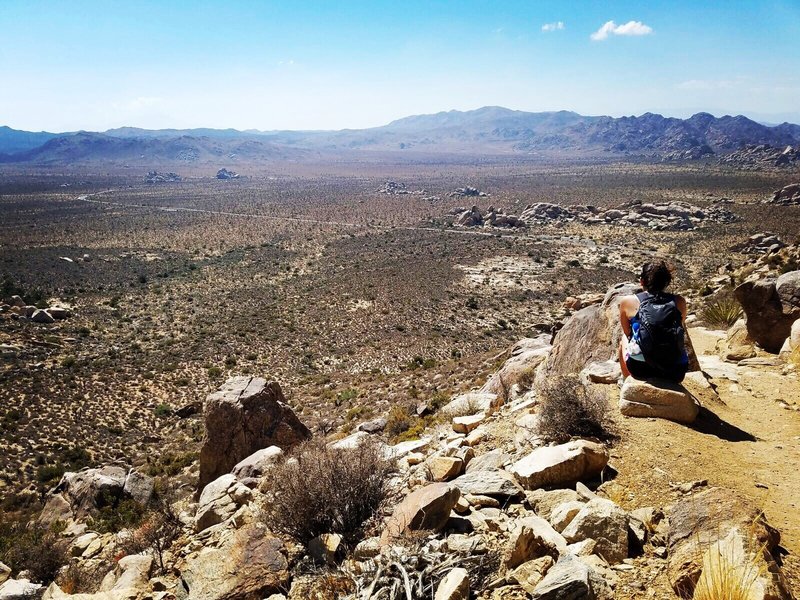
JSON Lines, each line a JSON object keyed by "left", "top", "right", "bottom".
{"left": 618, "top": 261, "right": 688, "bottom": 382}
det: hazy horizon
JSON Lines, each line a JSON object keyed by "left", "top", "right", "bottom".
{"left": 2, "top": 0, "right": 799, "bottom": 132}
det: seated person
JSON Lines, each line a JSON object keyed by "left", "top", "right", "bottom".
{"left": 618, "top": 260, "right": 689, "bottom": 382}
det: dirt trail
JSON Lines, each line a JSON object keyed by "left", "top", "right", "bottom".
{"left": 610, "top": 326, "right": 800, "bottom": 594}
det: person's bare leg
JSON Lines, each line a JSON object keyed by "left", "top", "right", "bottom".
{"left": 618, "top": 339, "right": 631, "bottom": 378}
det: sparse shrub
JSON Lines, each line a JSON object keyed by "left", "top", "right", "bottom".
{"left": 87, "top": 493, "right": 147, "bottom": 534}
{"left": 0, "top": 521, "right": 68, "bottom": 584}
{"left": 536, "top": 375, "right": 609, "bottom": 443}
{"left": 207, "top": 366, "right": 223, "bottom": 379}
{"left": 384, "top": 404, "right": 414, "bottom": 439}
{"left": 119, "top": 484, "right": 181, "bottom": 574}
{"left": 154, "top": 403, "right": 172, "bottom": 417}
{"left": 465, "top": 296, "right": 479, "bottom": 310}
{"left": 700, "top": 294, "right": 743, "bottom": 329}
{"left": 260, "top": 439, "right": 395, "bottom": 544}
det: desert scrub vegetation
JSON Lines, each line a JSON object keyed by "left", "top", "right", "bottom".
{"left": 259, "top": 439, "right": 396, "bottom": 545}
{"left": 0, "top": 520, "right": 68, "bottom": 583}
{"left": 700, "top": 292, "right": 743, "bottom": 329}
{"left": 537, "top": 375, "right": 611, "bottom": 443}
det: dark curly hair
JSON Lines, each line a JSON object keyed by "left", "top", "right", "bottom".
{"left": 639, "top": 260, "right": 673, "bottom": 292}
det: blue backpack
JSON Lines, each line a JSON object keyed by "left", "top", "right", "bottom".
{"left": 635, "top": 291, "right": 686, "bottom": 370}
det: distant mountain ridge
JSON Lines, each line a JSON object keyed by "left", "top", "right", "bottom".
{"left": 2, "top": 107, "right": 799, "bottom": 165}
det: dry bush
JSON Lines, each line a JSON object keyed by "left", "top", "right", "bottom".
{"left": 119, "top": 484, "right": 181, "bottom": 574}
{"left": 536, "top": 375, "right": 610, "bottom": 443}
{"left": 260, "top": 439, "right": 396, "bottom": 545}
{"left": 57, "top": 561, "right": 109, "bottom": 595}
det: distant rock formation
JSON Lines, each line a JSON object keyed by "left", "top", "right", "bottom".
{"left": 720, "top": 144, "right": 800, "bottom": 169}
{"left": 450, "top": 200, "right": 737, "bottom": 231}
{"left": 216, "top": 168, "right": 239, "bottom": 179}
{"left": 766, "top": 183, "right": 800, "bottom": 205}
{"left": 449, "top": 186, "right": 488, "bottom": 199}
{"left": 144, "top": 170, "right": 181, "bottom": 183}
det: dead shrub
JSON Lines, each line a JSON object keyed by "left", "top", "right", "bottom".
{"left": 536, "top": 375, "right": 610, "bottom": 443}
{"left": 260, "top": 439, "right": 396, "bottom": 545}
{"left": 119, "top": 483, "right": 182, "bottom": 574}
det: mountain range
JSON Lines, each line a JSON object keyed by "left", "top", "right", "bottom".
{"left": 2, "top": 107, "right": 799, "bottom": 166}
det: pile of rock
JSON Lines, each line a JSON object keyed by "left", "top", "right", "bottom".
{"left": 144, "top": 171, "right": 181, "bottom": 183}
{"left": 662, "top": 145, "right": 714, "bottom": 161}
{"left": 738, "top": 232, "right": 785, "bottom": 255}
{"left": 449, "top": 186, "right": 488, "bottom": 198}
{"left": 451, "top": 205, "right": 526, "bottom": 228}
{"left": 216, "top": 168, "right": 239, "bottom": 179}
{"left": 0, "top": 295, "right": 72, "bottom": 324}
{"left": 766, "top": 183, "right": 800, "bottom": 205}
{"left": 720, "top": 144, "right": 800, "bottom": 169}
{"left": 453, "top": 200, "right": 737, "bottom": 231}
{"left": 377, "top": 181, "right": 420, "bottom": 195}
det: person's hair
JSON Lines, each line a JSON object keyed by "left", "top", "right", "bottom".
{"left": 639, "top": 260, "right": 673, "bottom": 292}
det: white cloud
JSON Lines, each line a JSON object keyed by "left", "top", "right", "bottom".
{"left": 590, "top": 20, "right": 653, "bottom": 41}
{"left": 541, "top": 21, "right": 565, "bottom": 32}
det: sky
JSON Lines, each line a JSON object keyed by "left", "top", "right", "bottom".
{"left": 1, "top": 0, "right": 799, "bottom": 132}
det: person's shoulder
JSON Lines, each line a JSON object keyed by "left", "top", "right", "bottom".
{"left": 619, "top": 294, "right": 639, "bottom": 309}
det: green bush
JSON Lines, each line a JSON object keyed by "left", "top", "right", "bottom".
{"left": 0, "top": 521, "right": 68, "bottom": 583}
{"left": 87, "top": 494, "right": 147, "bottom": 534}
{"left": 700, "top": 294, "right": 743, "bottom": 329}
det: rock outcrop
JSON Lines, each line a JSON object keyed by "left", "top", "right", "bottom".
{"left": 179, "top": 523, "right": 289, "bottom": 600}
{"left": 216, "top": 168, "right": 239, "bottom": 180}
{"left": 480, "top": 335, "right": 552, "bottom": 396}
{"left": 381, "top": 483, "right": 461, "bottom": 542}
{"left": 735, "top": 270, "right": 800, "bottom": 353}
{"left": 667, "top": 487, "right": 791, "bottom": 598}
{"left": 41, "top": 466, "right": 153, "bottom": 525}
{"left": 197, "top": 377, "right": 311, "bottom": 494}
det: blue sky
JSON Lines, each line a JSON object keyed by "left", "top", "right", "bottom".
{"left": 1, "top": 0, "right": 799, "bottom": 131}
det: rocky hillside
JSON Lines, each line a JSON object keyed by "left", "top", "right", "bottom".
{"left": 1, "top": 259, "right": 798, "bottom": 600}
{"left": 2, "top": 107, "right": 799, "bottom": 165}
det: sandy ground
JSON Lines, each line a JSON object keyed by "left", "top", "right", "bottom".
{"left": 609, "top": 326, "right": 800, "bottom": 596}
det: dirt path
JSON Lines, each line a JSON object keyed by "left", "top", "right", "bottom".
{"left": 610, "top": 326, "right": 800, "bottom": 595}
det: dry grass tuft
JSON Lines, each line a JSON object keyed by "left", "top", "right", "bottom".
{"left": 693, "top": 530, "right": 766, "bottom": 600}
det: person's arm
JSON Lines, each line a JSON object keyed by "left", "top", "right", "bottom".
{"left": 619, "top": 296, "right": 633, "bottom": 338}
{"left": 676, "top": 295, "right": 688, "bottom": 325}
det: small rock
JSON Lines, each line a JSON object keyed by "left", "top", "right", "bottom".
{"left": 308, "top": 533, "right": 342, "bottom": 565}
{"left": 427, "top": 457, "right": 464, "bottom": 481}
{"left": 434, "top": 568, "right": 470, "bottom": 600}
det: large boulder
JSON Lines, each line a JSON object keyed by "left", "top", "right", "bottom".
{"left": 231, "top": 446, "right": 283, "bottom": 483}
{"left": 619, "top": 377, "right": 700, "bottom": 423}
{"left": 667, "top": 487, "right": 791, "bottom": 598}
{"left": 42, "top": 466, "right": 154, "bottom": 523}
{"left": 529, "top": 553, "right": 603, "bottom": 600}
{"left": 543, "top": 283, "right": 699, "bottom": 379}
{"left": 180, "top": 523, "right": 289, "bottom": 600}
{"left": 451, "top": 469, "right": 524, "bottom": 499}
{"left": 198, "top": 377, "right": 311, "bottom": 494}
{"left": 381, "top": 483, "right": 460, "bottom": 543}
{"left": 510, "top": 441, "right": 608, "bottom": 490}
{"left": 735, "top": 270, "right": 800, "bottom": 353}
{"left": 195, "top": 474, "right": 252, "bottom": 532}
{"left": 504, "top": 515, "right": 567, "bottom": 568}
{"left": 561, "top": 498, "right": 629, "bottom": 564}
{"left": 481, "top": 335, "right": 552, "bottom": 396}
{"left": 0, "top": 579, "right": 43, "bottom": 599}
